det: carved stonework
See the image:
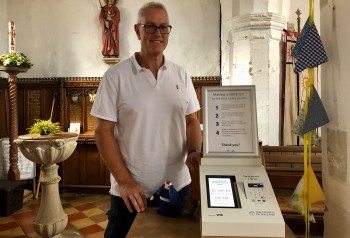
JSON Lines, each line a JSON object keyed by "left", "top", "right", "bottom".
{"left": 17, "top": 133, "right": 78, "bottom": 165}
{"left": 15, "top": 132, "right": 78, "bottom": 237}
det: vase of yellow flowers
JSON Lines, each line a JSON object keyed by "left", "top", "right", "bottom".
{"left": 0, "top": 52, "right": 33, "bottom": 73}
{"left": 27, "top": 119, "right": 62, "bottom": 136}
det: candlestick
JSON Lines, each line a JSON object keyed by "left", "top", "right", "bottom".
{"left": 295, "top": 9, "right": 301, "bottom": 33}
{"left": 8, "top": 21, "right": 16, "bottom": 53}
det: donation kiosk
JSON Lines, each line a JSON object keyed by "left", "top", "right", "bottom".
{"left": 200, "top": 86, "right": 285, "bottom": 237}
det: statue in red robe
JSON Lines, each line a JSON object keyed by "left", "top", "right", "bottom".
{"left": 99, "top": 0, "right": 120, "bottom": 57}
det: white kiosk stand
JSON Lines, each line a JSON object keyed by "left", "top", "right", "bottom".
{"left": 200, "top": 86, "right": 285, "bottom": 237}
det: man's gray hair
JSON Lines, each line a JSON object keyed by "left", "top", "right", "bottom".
{"left": 137, "top": 2, "right": 169, "bottom": 23}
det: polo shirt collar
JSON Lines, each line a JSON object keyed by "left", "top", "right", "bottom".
{"left": 132, "top": 52, "right": 168, "bottom": 72}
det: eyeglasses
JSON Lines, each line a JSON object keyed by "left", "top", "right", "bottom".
{"left": 139, "top": 24, "right": 172, "bottom": 34}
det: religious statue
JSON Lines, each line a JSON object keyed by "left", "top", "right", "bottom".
{"left": 99, "top": 0, "right": 120, "bottom": 57}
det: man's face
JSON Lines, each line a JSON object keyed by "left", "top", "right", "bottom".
{"left": 135, "top": 8, "right": 169, "bottom": 57}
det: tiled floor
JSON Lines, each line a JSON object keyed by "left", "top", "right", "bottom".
{"left": 0, "top": 193, "right": 110, "bottom": 238}
{"left": 0, "top": 192, "right": 324, "bottom": 238}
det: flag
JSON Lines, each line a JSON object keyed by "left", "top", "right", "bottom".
{"left": 291, "top": 107, "right": 305, "bottom": 137}
{"left": 288, "top": 165, "right": 325, "bottom": 223}
{"left": 302, "top": 85, "right": 330, "bottom": 134}
{"left": 294, "top": 23, "right": 328, "bottom": 74}
{"left": 292, "top": 17, "right": 312, "bottom": 59}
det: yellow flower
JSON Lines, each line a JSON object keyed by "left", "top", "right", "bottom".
{"left": 0, "top": 52, "right": 33, "bottom": 68}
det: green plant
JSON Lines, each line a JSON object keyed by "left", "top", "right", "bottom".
{"left": 27, "top": 119, "right": 61, "bottom": 135}
{"left": 0, "top": 52, "right": 33, "bottom": 68}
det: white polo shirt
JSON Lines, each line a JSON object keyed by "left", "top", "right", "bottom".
{"left": 91, "top": 53, "right": 200, "bottom": 197}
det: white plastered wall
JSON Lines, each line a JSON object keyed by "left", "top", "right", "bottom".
{"left": 0, "top": 0, "right": 220, "bottom": 78}
{"left": 0, "top": 0, "right": 8, "bottom": 78}
{"left": 220, "top": 0, "right": 287, "bottom": 145}
{"left": 1, "top": 0, "right": 326, "bottom": 147}
{"left": 321, "top": 0, "right": 350, "bottom": 237}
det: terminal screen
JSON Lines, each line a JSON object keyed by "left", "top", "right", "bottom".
{"left": 206, "top": 175, "right": 241, "bottom": 208}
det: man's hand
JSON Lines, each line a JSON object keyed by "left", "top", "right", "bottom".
{"left": 118, "top": 179, "right": 147, "bottom": 213}
{"left": 186, "top": 151, "right": 202, "bottom": 172}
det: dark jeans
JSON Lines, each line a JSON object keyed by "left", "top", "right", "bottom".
{"left": 104, "top": 185, "right": 189, "bottom": 238}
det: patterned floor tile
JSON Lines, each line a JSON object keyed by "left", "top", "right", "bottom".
{"left": 82, "top": 208, "right": 105, "bottom": 217}
{"left": 97, "top": 220, "right": 108, "bottom": 229}
{"left": 75, "top": 203, "right": 96, "bottom": 212}
{"left": 68, "top": 197, "right": 99, "bottom": 207}
{"left": 0, "top": 193, "right": 110, "bottom": 237}
{"left": 90, "top": 213, "right": 107, "bottom": 223}
{"left": 0, "top": 221, "right": 18, "bottom": 232}
{"left": 68, "top": 212, "right": 87, "bottom": 222}
{"left": 0, "top": 216, "right": 15, "bottom": 224}
{"left": 27, "top": 232, "right": 42, "bottom": 238}
{"left": 17, "top": 216, "right": 34, "bottom": 226}
{"left": 79, "top": 224, "right": 104, "bottom": 236}
{"left": 19, "top": 222, "right": 35, "bottom": 234}
{"left": 86, "top": 230, "right": 105, "bottom": 238}
{"left": 12, "top": 210, "right": 35, "bottom": 220}
{"left": 64, "top": 207, "right": 80, "bottom": 215}
{"left": 56, "top": 229, "right": 84, "bottom": 237}
{"left": 70, "top": 218, "right": 95, "bottom": 230}
{"left": 0, "top": 226, "right": 25, "bottom": 237}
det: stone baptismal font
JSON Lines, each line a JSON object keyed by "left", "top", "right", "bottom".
{"left": 15, "top": 132, "right": 78, "bottom": 238}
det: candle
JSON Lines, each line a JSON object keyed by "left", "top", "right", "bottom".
{"left": 8, "top": 21, "right": 16, "bottom": 53}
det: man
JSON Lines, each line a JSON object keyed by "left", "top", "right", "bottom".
{"left": 91, "top": 2, "right": 202, "bottom": 237}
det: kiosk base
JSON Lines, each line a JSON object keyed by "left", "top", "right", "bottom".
{"left": 126, "top": 208, "right": 296, "bottom": 237}
{"left": 200, "top": 165, "right": 285, "bottom": 238}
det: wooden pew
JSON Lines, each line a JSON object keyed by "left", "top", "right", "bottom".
{"left": 262, "top": 145, "right": 325, "bottom": 236}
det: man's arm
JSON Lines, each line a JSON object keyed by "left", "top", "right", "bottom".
{"left": 185, "top": 113, "right": 202, "bottom": 171}
{"left": 94, "top": 118, "right": 147, "bottom": 212}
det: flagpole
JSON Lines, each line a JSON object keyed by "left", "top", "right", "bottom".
{"left": 290, "top": 0, "right": 328, "bottom": 236}
{"left": 303, "top": 72, "right": 311, "bottom": 237}
{"left": 305, "top": 0, "right": 314, "bottom": 236}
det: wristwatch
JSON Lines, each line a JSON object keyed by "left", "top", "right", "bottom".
{"left": 188, "top": 148, "right": 201, "bottom": 155}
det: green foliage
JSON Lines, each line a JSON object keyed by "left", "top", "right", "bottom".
{"left": 0, "top": 52, "right": 33, "bottom": 68}
{"left": 27, "top": 119, "right": 61, "bottom": 135}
